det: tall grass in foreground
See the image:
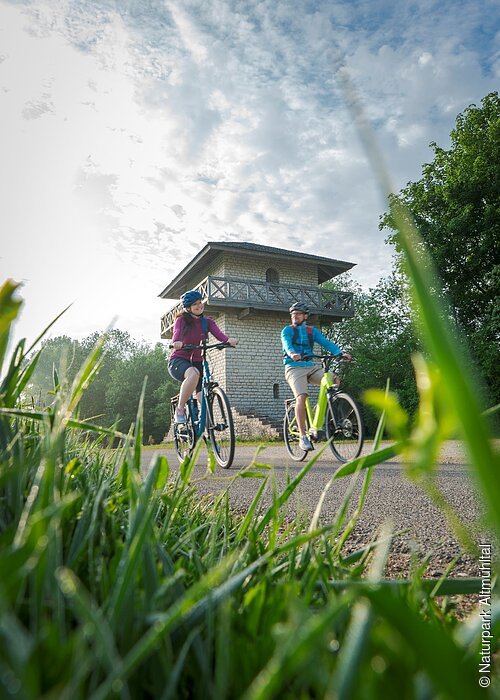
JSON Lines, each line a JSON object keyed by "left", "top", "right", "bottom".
{"left": 0, "top": 270, "right": 498, "bottom": 697}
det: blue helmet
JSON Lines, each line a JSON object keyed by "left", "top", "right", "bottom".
{"left": 181, "top": 290, "right": 203, "bottom": 308}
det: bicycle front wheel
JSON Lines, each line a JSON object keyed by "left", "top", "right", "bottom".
{"left": 207, "top": 386, "right": 235, "bottom": 468}
{"left": 283, "top": 401, "right": 307, "bottom": 462}
{"left": 325, "top": 392, "right": 364, "bottom": 463}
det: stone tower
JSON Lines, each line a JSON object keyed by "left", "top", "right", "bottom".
{"left": 159, "top": 242, "right": 355, "bottom": 437}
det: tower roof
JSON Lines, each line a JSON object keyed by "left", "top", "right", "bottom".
{"left": 159, "top": 241, "right": 355, "bottom": 299}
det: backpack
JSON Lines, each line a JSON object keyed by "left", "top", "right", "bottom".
{"left": 291, "top": 323, "right": 314, "bottom": 352}
{"left": 181, "top": 314, "right": 209, "bottom": 340}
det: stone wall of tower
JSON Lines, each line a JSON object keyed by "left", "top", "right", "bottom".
{"left": 211, "top": 253, "right": 319, "bottom": 286}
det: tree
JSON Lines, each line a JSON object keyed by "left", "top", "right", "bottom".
{"left": 28, "top": 331, "right": 177, "bottom": 444}
{"left": 27, "top": 335, "right": 86, "bottom": 402}
{"left": 106, "top": 343, "right": 177, "bottom": 444}
{"left": 380, "top": 92, "right": 500, "bottom": 403}
{"left": 78, "top": 330, "right": 138, "bottom": 423}
{"left": 323, "top": 272, "right": 421, "bottom": 435}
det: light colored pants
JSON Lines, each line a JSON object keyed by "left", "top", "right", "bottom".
{"left": 285, "top": 365, "right": 324, "bottom": 398}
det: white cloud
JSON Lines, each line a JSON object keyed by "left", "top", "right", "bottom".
{"left": 0, "top": 0, "right": 498, "bottom": 348}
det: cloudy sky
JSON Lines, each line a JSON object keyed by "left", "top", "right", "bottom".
{"left": 1, "top": 0, "right": 498, "bottom": 347}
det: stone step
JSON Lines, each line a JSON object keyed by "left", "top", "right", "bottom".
{"left": 231, "top": 408, "right": 283, "bottom": 439}
{"left": 165, "top": 409, "right": 283, "bottom": 441}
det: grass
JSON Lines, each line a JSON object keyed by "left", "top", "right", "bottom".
{"left": 0, "top": 277, "right": 498, "bottom": 699}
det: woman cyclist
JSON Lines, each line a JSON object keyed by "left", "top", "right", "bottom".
{"left": 168, "top": 290, "right": 238, "bottom": 424}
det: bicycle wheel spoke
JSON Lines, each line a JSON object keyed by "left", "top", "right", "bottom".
{"left": 283, "top": 402, "right": 307, "bottom": 461}
{"left": 208, "top": 387, "right": 235, "bottom": 468}
{"left": 172, "top": 400, "right": 196, "bottom": 463}
{"left": 325, "top": 393, "right": 364, "bottom": 463}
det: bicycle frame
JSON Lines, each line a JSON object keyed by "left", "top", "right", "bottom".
{"left": 186, "top": 351, "right": 213, "bottom": 440}
{"left": 304, "top": 369, "right": 337, "bottom": 430}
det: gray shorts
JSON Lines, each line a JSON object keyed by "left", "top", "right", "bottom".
{"left": 285, "top": 365, "right": 324, "bottom": 398}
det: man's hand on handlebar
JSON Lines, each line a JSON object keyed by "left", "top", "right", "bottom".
{"left": 172, "top": 341, "right": 183, "bottom": 350}
{"left": 227, "top": 338, "right": 238, "bottom": 347}
{"left": 289, "top": 351, "right": 353, "bottom": 362}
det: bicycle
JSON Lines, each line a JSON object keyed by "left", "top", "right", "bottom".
{"left": 170, "top": 341, "right": 235, "bottom": 468}
{"left": 283, "top": 354, "right": 364, "bottom": 463}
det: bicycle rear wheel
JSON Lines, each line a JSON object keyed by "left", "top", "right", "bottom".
{"left": 283, "top": 401, "right": 307, "bottom": 462}
{"left": 325, "top": 392, "right": 364, "bottom": 463}
{"left": 172, "top": 400, "right": 196, "bottom": 463}
{"left": 207, "top": 386, "right": 235, "bottom": 468}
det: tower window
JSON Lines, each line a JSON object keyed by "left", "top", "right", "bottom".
{"left": 266, "top": 268, "right": 280, "bottom": 284}
{"left": 273, "top": 383, "right": 280, "bottom": 400}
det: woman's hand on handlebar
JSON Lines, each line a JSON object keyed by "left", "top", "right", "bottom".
{"left": 169, "top": 341, "right": 236, "bottom": 350}
{"left": 227, "top": 338, "right": 238, "bottom": 347}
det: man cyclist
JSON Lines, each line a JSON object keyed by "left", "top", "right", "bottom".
{"left": 281, "top": 302, "right": 351, "bottom": 452}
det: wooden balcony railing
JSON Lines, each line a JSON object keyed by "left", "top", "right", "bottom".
{"left": 161, "top": 275, "right": 353, "bottom": 337}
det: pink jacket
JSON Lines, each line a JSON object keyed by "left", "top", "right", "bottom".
{"left": 170, "top": 315, "right": 228, "bottom": 362}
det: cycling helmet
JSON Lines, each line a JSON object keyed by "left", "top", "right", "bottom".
{"left": 181, "top": 290, "right": 203, "bottom": 308}
{"left": 289, "top": 302, "right": 309, "bottom": 314}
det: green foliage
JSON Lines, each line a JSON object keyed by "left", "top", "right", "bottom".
{"left": 323, "top": 272, "right": 420, "bottom": 435}
{"left": 380, "top": 92, "right": 500, "bottom": 404}
{"left": 106, "top": 343, "right": 176, "bottom": 443}
{"left": 27, "top": 330, "right": 177, "bottom": 444}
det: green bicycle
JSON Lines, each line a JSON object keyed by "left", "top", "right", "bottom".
{"left": 283, "top": 354, "right": 364, "bottom": 463}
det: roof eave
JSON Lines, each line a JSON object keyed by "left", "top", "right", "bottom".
{"left": 158, "top": 242, "right": 356, "bottom": 299}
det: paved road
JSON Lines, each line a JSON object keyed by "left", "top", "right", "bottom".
{"left": 141, "top": 441, "right": 484, "bottom": 575}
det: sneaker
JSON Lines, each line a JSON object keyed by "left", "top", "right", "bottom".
{"left": 299, "top": 435, "right": 314, "bottom": 451}
{"left": 174, "top": 410, "right": 187, "bottom": 424}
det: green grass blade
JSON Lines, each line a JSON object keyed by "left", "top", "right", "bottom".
{"left": 326, "top": 577, "right": 486, "bottom": 595}
{"left": 0, "top": 280, "right": 23, "bottom": 376}
{"left": 236, "top": 475, "right": 269, "bottom": 544}
{"left": 255, "top": 442, "right": 331, "bottom": 536}
{"left": 362, "top": 585, "right": 484, "bottom": 699}
{"left": 333, "top": 441, "right": 405, "bottom": 480}
{"left": 330, "top": 522, "right": 392, "bottom": 700}
{"left": 338, "top": 71, "right": 500, "bottom": 531}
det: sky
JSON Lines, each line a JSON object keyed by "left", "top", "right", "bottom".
{"left": 1, "top": 0, "right": 499, "bottom": 348}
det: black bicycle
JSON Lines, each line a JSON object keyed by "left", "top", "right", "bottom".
{"left": 283, "top": 354, "right": 364, "bottom": 463}
{"left": 170, "top": 341, "right": 235, "bottom": 468}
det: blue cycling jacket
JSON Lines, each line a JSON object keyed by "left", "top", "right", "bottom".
{"left": 281, "top": 323, "right": 342, "bottom": 367}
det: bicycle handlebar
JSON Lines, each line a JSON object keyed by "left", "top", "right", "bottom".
{"left": 301, "top": 353, "right": 351, "bottom": 361}
{"left": 169, "top": 341, "right": 233, "bottom": 351}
